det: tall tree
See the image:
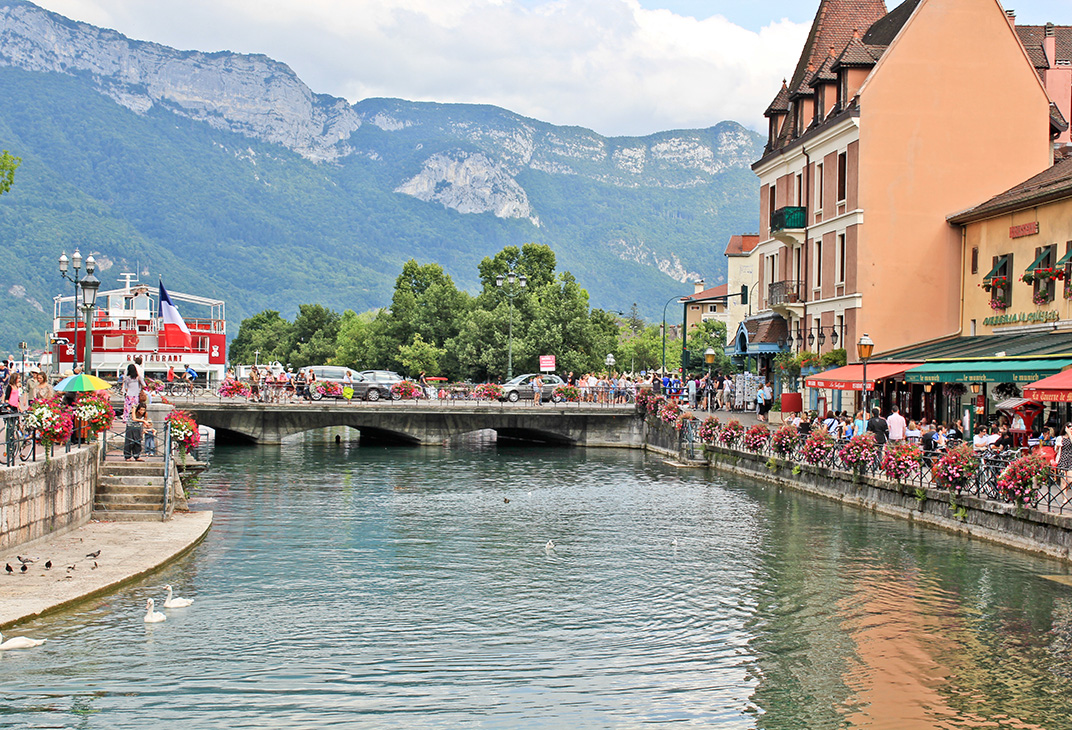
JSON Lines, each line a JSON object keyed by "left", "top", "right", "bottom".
{"left": 0, "top": 150, "right": 20, "bottom": 196}
{"left": 228, "top": 310, "right": 293, "bottom": 366}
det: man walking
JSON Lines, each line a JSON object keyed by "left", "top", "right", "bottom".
{"left": 867, "top": 408, "right": 889, "bottom": 446}
{"left": 887, "top": 405, "right": 907, "bottom": 442}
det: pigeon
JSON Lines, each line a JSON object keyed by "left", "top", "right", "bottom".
{"left": 66, "top": 565, "right": 75, "bottom": 572}
{"left": 504, "top": 497, "right": 510, "bottom": 503}
{"left": 86, "top": 550, "right": 101, "bottom": 559}
{"left": 92, "top": 562, "right": 98, "bottom": 570}
{"left": 20, "top": 564, "right": 27, "bottom": 573}
{"left": 16, "top": 556, "right": 33, "bottom": 565}
{"left": 4, "top": 564, "right": 12, "bottom": 574}
{"left": 44, "top": 561, "right": 52, "bottom": 570}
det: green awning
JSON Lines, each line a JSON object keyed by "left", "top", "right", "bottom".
{"left": 1025, "top": 248, "right": 1051, "bottom": 273}
{"left": 904, "top": 358, "right": 1072, "bottom": 384}
{"left": 983, "top": 255, "right": 1008, "bottom": 281}
{"left": 1057, "top": 249, "right": 1072, "bottom": 267}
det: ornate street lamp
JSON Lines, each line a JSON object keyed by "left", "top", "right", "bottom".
{"left": 807, "top": 330, "right": 815, "bottom": 348}
{"left": 704, "top": 347, "right": 716, "bottom": 412}
{"left": 59, "top": 250, "right": 83, "bottom": 368}
{"left": 817, "top": 328, "right": 826, "bottom": 347}
{"left": 496, "top": 271, "right": 527, "bottom": 380}
{"left": 605, "top": 353, "right": 616, "bottom": 372}
{"left": 79, "top": 256, "right": 100, "bottom": 374}
{"left": 857, "top": 333, "right": 874, "bottom": 411}
{"left": 830, "top": 326, "right": 839, "bottom": 346}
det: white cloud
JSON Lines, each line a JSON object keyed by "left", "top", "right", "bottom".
{"left": 32, "top": 0, "right": 809, "bottom": 136}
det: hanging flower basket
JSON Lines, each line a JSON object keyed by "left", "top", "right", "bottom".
{"left": 165, "top": 409, "right": 201, "bottom": 453}
{"left": 25, "top": 396, "right": 74, "bottom": 448}
{"left": 932, "top": 443, "right": 978, "bottom": 495}
{"left": 742, "top": 424, "right": 771, "bottom": 451}
{"left": 881, "top": 440, "right": 923, "bottom": 482}
{"left": 553, "top": 385, "right": 581, "bottom": 402}
{"left": 1032, "top": 291, "right": 1051, "bottom": 306}
{"left": 697, "top": 416, "right": 720, "bottom": 444}
{"left": 839, "top": 433, "right": 878, "bottom": 473}
{"left": 996, "top": 452, "right": 1050, "bottom": 508}
{"left": 72, "top": 391, "right": 114, "bottom": 438}
{"left": 1035, "top": 267, "right": 1064, "bottom": 281}
{"left": 474, "top": 383, "right": 503, "bottom": 400}
{"left": 771, "top": 426, "right": 800, "bottom": 456}
{"left": 989, "top": 297, "right": 1010, "bottom": 311}
{"left": 718, "top": 419, "right": 745, "bottom": 445}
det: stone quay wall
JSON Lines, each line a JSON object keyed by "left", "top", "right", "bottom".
{"left": 0, "top": 444, "right": 100, "bottom": 551}
{"left": 640, "top": 415, "right": 1072, "bottom": 563}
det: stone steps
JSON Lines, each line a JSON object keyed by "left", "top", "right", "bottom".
{"left": 93, "top": 461, "right": 170, "bottom": 522}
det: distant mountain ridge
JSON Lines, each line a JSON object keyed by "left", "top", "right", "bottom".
{"left": 0, "top": 0, "right": 761, "bottom": 352}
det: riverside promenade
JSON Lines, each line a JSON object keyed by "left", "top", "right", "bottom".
{"left": 0, "top": 511, "right": 211, "bottom": 628}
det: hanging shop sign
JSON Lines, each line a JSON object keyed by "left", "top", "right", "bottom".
{"left": 1009, "top": 221, "right": 1040, "bottom": 239}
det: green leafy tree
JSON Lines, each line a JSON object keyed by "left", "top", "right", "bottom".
{"left": 683, "top": 319, "right": 733, "bottom": 375}
{"left": 0, "top": 150, "right": 19, "bottom": 196}
{"left": 397, "top": 333, "right": 445, "bottom": 376}
{"left": 334, "top": 309, "right": 379, "bottom": 370}
{"left": 288, "top": 304, "right": 342, "bottom": 368}
{"left": 228, "top": 310, "right": 293, "bottom": 366}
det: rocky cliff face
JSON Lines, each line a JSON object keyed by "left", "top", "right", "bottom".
{"left": 0, "top": 0, "right": 761, "bottom": 288}
{"left": 0, "top": 0, "right": 361, "bottom": 161}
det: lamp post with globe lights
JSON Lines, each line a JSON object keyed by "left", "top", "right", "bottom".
{"left": 496, "top": 271, "right": 527, "bottom": 380}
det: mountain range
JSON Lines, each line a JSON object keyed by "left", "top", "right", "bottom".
{"left": 0, "top": 0, "right": 761, "bottom": 353}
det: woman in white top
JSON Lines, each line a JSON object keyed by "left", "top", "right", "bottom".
{"left": 905, "top": 420, "right": 922, "bottom": 443}
{"left": 972, "top": 426, "right": 990, "bottom": 452}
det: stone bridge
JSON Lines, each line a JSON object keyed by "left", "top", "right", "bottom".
{"left": 183, "top": 402, "right": 644, "bottom": 447}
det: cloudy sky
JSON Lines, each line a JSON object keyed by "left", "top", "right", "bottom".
{"left": 32, "top": 0, "right": 1067, "bottom": 137}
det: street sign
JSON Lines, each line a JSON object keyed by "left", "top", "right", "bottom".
{"left": 539, "top": 355, "right": 556, "bottom": 372}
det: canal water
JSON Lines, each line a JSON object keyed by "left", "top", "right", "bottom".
{"left": 2, "top": 431, "right": 1072, "bottom": 729}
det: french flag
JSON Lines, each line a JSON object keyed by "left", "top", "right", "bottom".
{"left": 159, "top": 282, "right": 192, "bottom": 349}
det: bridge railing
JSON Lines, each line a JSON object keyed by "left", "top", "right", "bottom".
{"left": 161, "top": 384, "right": 640, "bottom": 408}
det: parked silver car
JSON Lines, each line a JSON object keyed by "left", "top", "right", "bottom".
{"left": 499, "top": 373, "right": 565, "bottom": 402}
{"left": 359, "top": 370, "right": 404, "bottom": 401}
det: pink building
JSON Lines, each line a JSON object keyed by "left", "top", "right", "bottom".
{"left": 735, "top": 0, "right": 1059, "bottom": 379}
{"left": 1017, "top": 21, "right": 1072, "bottom": 146}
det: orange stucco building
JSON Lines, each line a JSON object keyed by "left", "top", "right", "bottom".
{"left": 738, "top": 0, "right": 1057, "bottom": 371}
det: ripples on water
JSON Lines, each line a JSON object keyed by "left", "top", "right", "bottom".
{"left": 2, "top": 430, "right": 1071, "bottom": 728}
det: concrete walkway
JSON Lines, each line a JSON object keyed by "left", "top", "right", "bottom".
{"left": 0, "top": 511, "right": 212, "bottom": 629}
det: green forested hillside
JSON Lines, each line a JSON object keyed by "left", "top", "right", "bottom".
{"left": 0, "top": 66, "right": 759, "bottom": 354}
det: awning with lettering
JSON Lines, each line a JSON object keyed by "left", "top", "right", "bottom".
{"left": 804, "top": 362, "right": 921, "bottom": 391}
{"left": 1023, "top": 368, "right": 1072, "bottom": 402}
{"left": 903, "top": 358, "right": 1072, "bottom": 384}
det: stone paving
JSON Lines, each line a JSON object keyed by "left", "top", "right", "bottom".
{"left": 0, "top": 510, "right": 211, "bottom": 628}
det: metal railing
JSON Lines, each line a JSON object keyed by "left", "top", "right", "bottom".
{"left": 682, "top": 426, "right": 1072, "bottom": 515}
{"left": 768, "top": 280, "right": 803, "bottom": 306}
{"left": 770, "top": 205, "right": 807, "bottom": 232}
{"left": 159, "top": 383, "right": 639, "bottom": 409}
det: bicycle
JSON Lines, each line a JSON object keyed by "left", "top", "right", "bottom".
{"left": 2, "top": 412, "right": 37, "bottom": 465}
{"left": 165, "top": 380, "right": 205, "bottom": 399}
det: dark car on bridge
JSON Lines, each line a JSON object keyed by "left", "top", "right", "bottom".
{"left": 359, "top": 370, "right": 405, "bottom": 401}
{"left": 499, "top": 373, "right": 566, "bottom": 403}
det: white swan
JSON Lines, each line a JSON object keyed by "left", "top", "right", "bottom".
{"left": 545, "top": 539, "right": 556, "bottom": 550}
{"left": 143, "top": 598, "right": 166, "bottom": 623}
{"left": 0, "top": 631, "right": 45, "bottom": 650}
{"left": 164, "top": 585, "right": 193, "bottom": 608}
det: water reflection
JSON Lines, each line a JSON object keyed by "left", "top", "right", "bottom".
{"left": 0, "top": 430, "right": 1070, "bottom": 728}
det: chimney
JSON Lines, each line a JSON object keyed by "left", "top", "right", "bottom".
{"left": 1005, "top": 9, "right": 1016, "bottom": 30}
{"left": 693, "top": 279, "right": 705, "bottom": 295}
{"left": 1044, "top": 22, "right": 1056, "bottom": 67}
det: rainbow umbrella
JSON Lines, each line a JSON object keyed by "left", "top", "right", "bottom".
{"left": 54, "top": 374, "right": 112, "bottom": 392}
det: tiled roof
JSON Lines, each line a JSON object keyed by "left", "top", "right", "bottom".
{"left": 744, "top": 314, "right": 789, "bottom": 345}
{"left": 785, "top": 0, "right": 888, "bottom": 101}
{"left": 862, "top": 0, "right": 920, "bottom": 46}
{"left": 947, "top": 156, "right": 1072, "bottom": 224}
{"left": 808, "top": 52, "right": 838, "bottom": 86}
{"left": 832, "top": 35, "right": 885, "bottom": 69}
{"left": 1053, "top": 103, "right": 1070, "bottom": 133}
{"left": 874, "top": 332, "right": 1072, "bottom": 362}
{"left": 684, "top": 284, "right": 729, "bottom": 302}
{"left": 724, "top": 234, "right": 760, "bottom": 256}
{"left": 1016, "top": 24, "right": 1072, "bottom": 69}
{"left": 764, "top": 82, "right": 790, "bottom": 117}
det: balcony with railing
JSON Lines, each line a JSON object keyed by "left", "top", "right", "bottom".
{"left": 768, "top": 280, "right": 804, "bottom": 316}
{"left": 770, "top": 206, "right": 807, "bottom": 244}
